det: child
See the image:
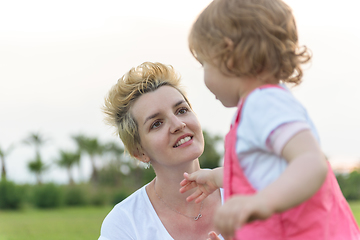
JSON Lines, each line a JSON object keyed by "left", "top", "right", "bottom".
{"left": 180, "top": 0, "right": 360, "bottom": 239}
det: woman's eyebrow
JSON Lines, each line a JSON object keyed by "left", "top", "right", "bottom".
{"left": 143, "top": 112, "right": 159, "bottom": 125}
{"left": 173, "top": 100, "right": 185, "bottom": 108}
{"left": 143, "top": 100, "right": 185, "bottom": 125}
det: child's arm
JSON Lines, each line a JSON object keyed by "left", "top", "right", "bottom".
{"left": 179, "top": 167, "right": 223, "bottom": 203}
{"left": 260, "top": 129, "right": 328, "bottom": 212}
{"left": 214, "top": 130, "right": 328, "bottom": 239}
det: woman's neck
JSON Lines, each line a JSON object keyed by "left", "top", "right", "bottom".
{"left": 150, "top": 159, "right": 200, "bottom": 204}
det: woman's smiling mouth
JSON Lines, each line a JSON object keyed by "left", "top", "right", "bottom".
{"left": 173, "top": 136, "right": 192, "bottom": 148}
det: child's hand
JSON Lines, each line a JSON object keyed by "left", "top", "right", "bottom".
{"left": 179, "top": 169, "right": 221, "bottom": 203}
{"left": 214, "top": 194, "right": 273, "bottom": 239}
{"left": 207, "top": 231, "right": 222, "bottom": 240}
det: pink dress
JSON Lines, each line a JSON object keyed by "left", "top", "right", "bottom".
{"left": 223, "top": 85, "right": 360, "bottom": 239}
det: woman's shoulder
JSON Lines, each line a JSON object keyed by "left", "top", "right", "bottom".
{"left": 99, "top": 185, "right": 150, "bottom": 238}
{"left": 105, "top": 185, "right": 148, "bottom": 219}
{"left": 99, "top": 183, "right": 173, "bottom": 240}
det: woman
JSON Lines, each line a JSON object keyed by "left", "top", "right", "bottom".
{"left": 99, "top": 62, "right": 223, "bottom": 240}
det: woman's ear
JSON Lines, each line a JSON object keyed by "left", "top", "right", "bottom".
{"left": 133, "top": 147, "right": 150, "bottom": 163}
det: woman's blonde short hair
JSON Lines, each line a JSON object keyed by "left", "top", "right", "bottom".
{"left": 103, "top": 62, "right": 190, "bottom": 157}
{"left": 189, "top": 0, "right": 311, "bottom": 85}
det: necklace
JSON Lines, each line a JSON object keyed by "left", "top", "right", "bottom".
{"left": 153, "top": 180, "right": 204, "bottom": 221}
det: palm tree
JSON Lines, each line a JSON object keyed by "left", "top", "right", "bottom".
{"left": 104, "top": 141, "right": 125, "bottom": 164}
{"left": 23, "top": 132, "right": 47, "bottom": 156}
{"left": 72, "top": 134, "right": 104, "bottom": 184}
{"left": 28, "top": 154, "right": 47, "bottom": 184}
{"left": 24, "top": 132, "right": 48, "bottom": 184}
{"left": 0, "top": 144, "right": 14, "bottom": 180}
{"left": 101, "top": 141, "right": 126, "bottom": 185}
{"left": 55, "top": 150, "right": 80, "bottom": 185}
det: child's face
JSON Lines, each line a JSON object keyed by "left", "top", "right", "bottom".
{"left": 203, "top": 62, "right": 242, "bottom": 108}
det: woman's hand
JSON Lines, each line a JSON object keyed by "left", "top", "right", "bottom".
{"left": 179, "top": 168, "right": 223, "bottom": 203}
{"left": 213, "top": 194, "right": 273, "bottom": 240}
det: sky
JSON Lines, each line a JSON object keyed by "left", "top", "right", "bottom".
{"left": 1, "top": 0, "right": 360, "bottom": 184}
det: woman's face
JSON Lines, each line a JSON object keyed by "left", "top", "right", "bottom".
{"left": 130, "top": 86, "right": 204, "bottom": 167}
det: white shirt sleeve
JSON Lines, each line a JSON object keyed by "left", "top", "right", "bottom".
{"left": 236, "top": 86, "right": 320, "bottom": 190}
{"left": 266, "top": 121, "right": 311, "bottom": 156}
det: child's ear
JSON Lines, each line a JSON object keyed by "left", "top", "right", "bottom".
{"left": 224, "top": 37, "right": 235, "bottom": 69}
{"left": 224, "top": 37, "right": 234, "bottom": 49}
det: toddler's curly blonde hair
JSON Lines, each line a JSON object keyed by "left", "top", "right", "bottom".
{"left": 189, "top": 0, "right": 311, "bottom": 85}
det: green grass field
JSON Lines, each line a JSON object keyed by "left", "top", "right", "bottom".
{"left": 349, "top": 201, "right": 360, "bottom": 225}
{"left": 0, "top": 206, "right": 112, "bottom": 240}
{"left": 0, "top": 202, "right": 359, "bottom": 239}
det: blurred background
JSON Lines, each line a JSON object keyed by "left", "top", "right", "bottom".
{"left": 1, "top": 0, "right": 360, "bottom": 238}
{"left": 1, "top": 0, "right": 360, "bottom": 184}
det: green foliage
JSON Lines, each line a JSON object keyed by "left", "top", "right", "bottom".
{"left": 199, "top": 130, "right": 223, "bottom": 169}
{"left": 336, "top": 171, "right": 360, "bottom": 200}
{"left": 28, "top": 154, "right": 48, "bottom": 185}
{"left": 0, "top": 180, "right": 23, "bottom": 210}
{"left": 72, "top": 134, "right": 105, "bottom": 183}
{"left": 98, "top": 163, "right": 125, "bottom": 187}
{"left": 91, "top": 191, "right": 108, "bottom": 206}
{"left": 112, "top": 190, "right": 131, "bottom": 205}
{"left": 64, "top": 186, "right": 87, "bottom": 206}
{"left": 0, "top": 144, "right": 15, "bottom": 180}
{"left": 55, "top": 150, "right": 80, "bottom": 185}
{"left": 32, "top": 183, "right": 64, "bottom": 208}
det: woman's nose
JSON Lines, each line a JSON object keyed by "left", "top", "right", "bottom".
{"left": 170, "top": 117, "right": 186, "bottom": 133}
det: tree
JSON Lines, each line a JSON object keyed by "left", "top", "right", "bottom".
{"left": 199, "top": 130, "right": 223, "bottom": 169}
{"left": 0, "top": 144, "right": 14, "bottom": 180}
{"left": 28, "top": 154, "right": 47, "bottom": 184}
{"left": 23, "top": 132, "right": 47, "bottom": 156}
{"left": 104, "top": 141, "right": 125, "bottom": 162}
{"left": 55, "top": 150, "right": 80, "bottom": 185}
{"left": 72, "top": 134, "right": 104, "bottom": 184}
{"left": 24, "top": 132, "right": 48, "bottom": 184}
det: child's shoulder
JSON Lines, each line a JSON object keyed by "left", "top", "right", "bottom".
{"left": 246, "top": 85, "right": 298, "bottom": 110}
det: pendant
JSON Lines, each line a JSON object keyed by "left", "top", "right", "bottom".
{"left": 194, "top": 213, "right": 202, "bottom": 221}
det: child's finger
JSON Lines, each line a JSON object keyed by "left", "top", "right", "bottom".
{"left": 179, "top": 178, "right": 189, "bottom": 186}
{"left": 179, "top": 181, "right": 197, "bottom": 193}
{"left": 194, "top": 192, "right": 208, "bottom": 203}
{"left": 186, "top": 189, "right": 204, "bottom": 202}
{"left": 183, "top": 171, "right": 199, "bottom": 182}
{"left": 208, "top": 231, "right": 221, "bottom": 240}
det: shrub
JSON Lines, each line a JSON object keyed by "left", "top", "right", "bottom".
{"left": 32, "top": 183, "right": 63, "bottom": 208}
{"left": 337, "top": 171, "right": 360, "bottom": 200}
{"left": 91, "top": 191, "right": 108, "bottom": 206}
{"left": 112, "top": 190, "right": 129, "bottom": 206}
{"left": 0, "top": 180, "right": 23, "bottom": 210}
{"left": 64, "top": 186, "right": 88, "bottom": 206}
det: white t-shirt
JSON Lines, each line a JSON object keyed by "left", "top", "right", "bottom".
{"left": 99, "top": 184, "right": 224, "bottom": 240}
{"left": 236, "top": 86, "right": 320, "bottom": 190}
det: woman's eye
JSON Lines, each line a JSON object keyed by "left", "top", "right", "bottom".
{"left": 177, "top": 108, "right": 188, "bottom": 115}
{"left": 150, "top": 121, "right": 162, "bottom": 129}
